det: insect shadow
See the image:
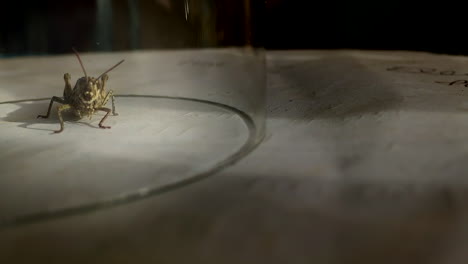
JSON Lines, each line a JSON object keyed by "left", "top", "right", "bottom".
{"left": 1, "top": 100, "right": 106, "bottom": 134}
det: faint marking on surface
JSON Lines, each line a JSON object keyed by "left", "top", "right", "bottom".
{"left": 155, "top": 125, "right": 170, "bottom": 134}
{"left": 177, "top": 126, "right": 193, "bottom": 137}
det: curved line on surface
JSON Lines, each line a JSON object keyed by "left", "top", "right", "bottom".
{"left": 0, "top": 94, "right": 264, "bottom": 229}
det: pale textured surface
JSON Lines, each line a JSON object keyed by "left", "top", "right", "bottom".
{"left": 0, "top": 97, "right": 249, "bottom": 219}
{"left": 0, "top": 49, "right": 260, "bottom": 223}
{"left": 2, "top": 50, "right": 468, "bottom": 263}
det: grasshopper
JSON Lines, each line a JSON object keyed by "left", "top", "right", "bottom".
{"left": 37, "top": 48, "right": 124, "bottom": 133}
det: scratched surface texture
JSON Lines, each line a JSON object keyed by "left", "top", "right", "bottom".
{"left": 2, "top": 50, "right": 468, "bottom": 263}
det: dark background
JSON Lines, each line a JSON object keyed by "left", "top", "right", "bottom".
{"left": 266, "top": 0, "right": 468, "bottom": 55}
{"left": 267, "top": 0, "right": 468, "bottom": 54}
{"left": 1, "top": 0, "right": 467, "bottom": 56}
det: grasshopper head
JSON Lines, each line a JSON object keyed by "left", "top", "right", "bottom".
{"left": 83, "top": 77, "right": 99, "bottom": 101}
{"left": 72, "top": 47, "right": 124, "bottom": 101}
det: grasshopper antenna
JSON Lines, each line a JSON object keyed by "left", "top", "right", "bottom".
{"left": 72, "top": 47, "right": 88, "bottom": 79}
{"left": 97, "top": 59, "right": 125, "bottom": 81}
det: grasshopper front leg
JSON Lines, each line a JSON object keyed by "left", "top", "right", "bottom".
{"left": 96, "top": 107, "right": 112, "bottom": 129}
{"left": 37, "top": 96, "right": 66, "bottom": 119}
{"left": 54, "top": 104, "right": 72, "bottom": 133}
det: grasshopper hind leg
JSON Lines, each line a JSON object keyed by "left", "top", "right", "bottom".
{"left": 38, "top": 73, "right": 71, "bottom": 119}
{"left": 102, "top": 89, "right": 118, "bottom": 116}
{"left": 111, "top": 92, "right": 118, "bottom": 116}
{"left": 63, "top": 73, "right": 73, "bottom": 99}
{"left": 99, "top": 74, "right": 118, "bottom": 116}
